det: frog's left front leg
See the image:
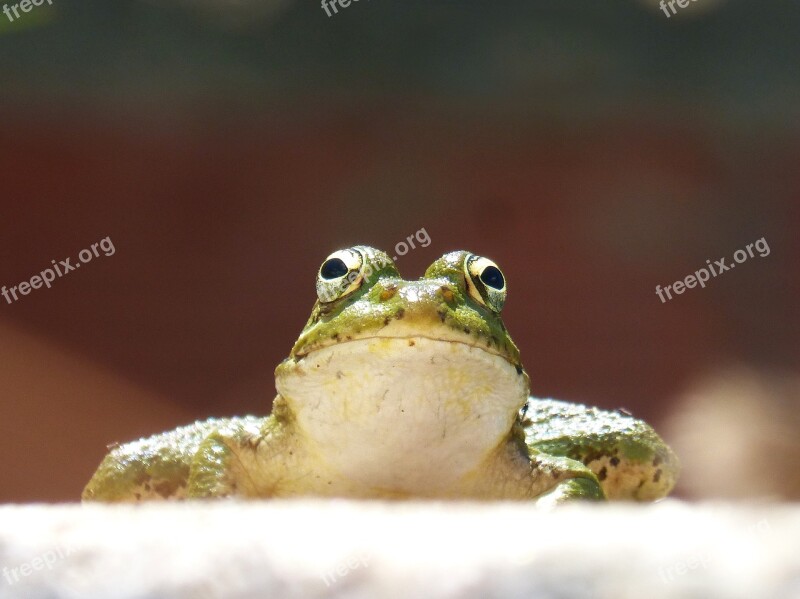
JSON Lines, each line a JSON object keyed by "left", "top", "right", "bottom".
{"left": 530, "top": 450, "right": 605, "bottom": 506}
{"left": 535, "top": 476, "right": 605, "bottom": 507}
{"left": 523, "top": 397, "right": 680, "bottom": 501}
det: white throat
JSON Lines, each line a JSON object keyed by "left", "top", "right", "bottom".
{"left": 276, "top": 336, "right": 528, "bottom": 495}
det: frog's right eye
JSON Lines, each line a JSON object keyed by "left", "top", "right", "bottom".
{"left": 316, "top": 248, "right": 365, "bottom": 303}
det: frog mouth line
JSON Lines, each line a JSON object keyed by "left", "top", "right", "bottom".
{"left": 294, "top": 334, "right": 521, "bottom": 369}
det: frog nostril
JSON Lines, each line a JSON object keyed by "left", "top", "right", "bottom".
{"left": 439, "top": 285, "right": 455, "bottom": 303}
{"left": 379, "top": 285, "right": 398, "bottom": 301}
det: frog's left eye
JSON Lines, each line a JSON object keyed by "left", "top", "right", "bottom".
{"left": 464, "top": 255, "right": 506, "bottom": 312}
{"left": 316, "top": 248, "right": 366, "bottom": 303}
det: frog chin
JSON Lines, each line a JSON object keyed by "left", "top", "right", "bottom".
{"left": 275, "top": 336, "right": 529, "bottom": 494}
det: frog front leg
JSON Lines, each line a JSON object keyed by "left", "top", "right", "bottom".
{"left": 187, "top": 427, "right": 271, "bottom": 498}
{"left": 535, "top": 476, "right": 605, "bottom": 507}
{"left": 529, "top": 450, "right": 605, "bottom": 506}
{"left": 82, "top": 416, "right": 265, "bottom": 502}
{"left": 187, "top": 412, "right": 302, "bottom": 498}
{"left": 523, "top": 397, "right": 680, "bottom": 500}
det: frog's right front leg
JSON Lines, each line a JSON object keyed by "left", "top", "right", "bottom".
{"left": 82, "top": 416, "right": 264, "bottom": 502}
{"left": 187, "top": 431, "right": 261, "bottom": 498}
{"left": 187, "top": 413, "right": 296, "bottom": 498}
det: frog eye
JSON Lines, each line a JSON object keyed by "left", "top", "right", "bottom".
{"left": 464, "top": 255, "right": 506, "bottom": 312}
{"left": 316, "top": 248, "right": 366, "bottom": 303}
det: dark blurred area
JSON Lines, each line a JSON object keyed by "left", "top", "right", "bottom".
{"left": 0, "top": 0, "right": 797, "bottom": 502}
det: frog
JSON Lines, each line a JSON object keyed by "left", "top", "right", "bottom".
{"left": 82, "top": 246, "right": 678, "bottom": 504}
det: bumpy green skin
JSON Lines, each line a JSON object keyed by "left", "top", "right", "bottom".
{"left": 82, "top": 417, "right": 262, "bottom": 501}
{"left": 523, "top": 398, "right": 679, "bottom": 500}
{"left": 83, "top": 247, "right": 678, "bottom": 504}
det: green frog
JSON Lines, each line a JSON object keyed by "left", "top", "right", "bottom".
{"left": 82, "top": 246, "right": 678, "bottom": 504}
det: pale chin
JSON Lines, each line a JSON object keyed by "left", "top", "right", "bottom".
{"left": 275, "top": 336, "right": 528, "bottom": 494}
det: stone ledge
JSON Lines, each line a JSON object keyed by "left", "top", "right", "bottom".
{"left": 0, "top": 500, "right": 797, "bottom": 599}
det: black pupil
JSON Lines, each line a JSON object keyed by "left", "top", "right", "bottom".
{"left": 320, "top": 258, "right": 350, "bottom": 280}
{"left": 480, "top": 265, "right": 505, "bottom": 290}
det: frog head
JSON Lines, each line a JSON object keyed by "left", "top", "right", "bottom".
{"left": 275, "top": 247, "right": 530, "bottom": 493}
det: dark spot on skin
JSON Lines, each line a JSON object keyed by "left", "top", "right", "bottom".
{"left": 653, "top": 456, "right": 663, "bottom": 467}
{"left": 491, "top": 336, "right": 499, "bottom": 345}
{"left": 551, "top": 470, "right": 559, "bottom": 479}
{"left": 332, "top": 333, "right": 340, "bottom": 342}
{"left": 610, "top": 457, "right": 620, "bottom": 467}
{"left": 395, "top": 308, "right": 406, "bottom": 319}
{"left": 154, "top": 480, "right": 181, "bottom": 498}
{"left": 580, "top": 450, "right": 611, "bottom": 466}
{"left": 318, "top": 302, "right": 336, "bottom": 316}
{"left": 336, "top": 371, "right": 343, "bottom": 379}
{"left": 383, "top": 317, "right": 390, "bottom": 326}
{"left": 380, "top": 286, "right": 397, "bottom": 301}
{"left": 346, "top": 335, "right": 352, "bottom": 340}
{"left": 144, "top": 483, "right": 151, "bottom": 491}
{"left": 637, "top": 480, "right": 645, "bottom": 489}
{"left": 408, "top": 340, "right": 416, "bottom": 346}
{"left": 653, "top": 469, "right": 662, "bottom": 483}
{"left": 598, "top": 467, "right": 608, "bottom": 481}
{"left": 437, "top": 310, "right": 447, "bottom": 323}
{"left": 515, "top": 364, "right": 523, "bottom": 375}
{"left": 463, "top": 327, "right": 470, "bottom": 334}
{"left": 134, "top": 493, "right": 141, "bottom": 500}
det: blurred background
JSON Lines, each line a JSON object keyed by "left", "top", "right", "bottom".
{"left": 0, "top": 0, "right": 797, "bottom": 503}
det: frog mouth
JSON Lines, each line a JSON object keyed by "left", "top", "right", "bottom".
{"left": 292, "top": 330, "right": 523, "bottom": 372}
